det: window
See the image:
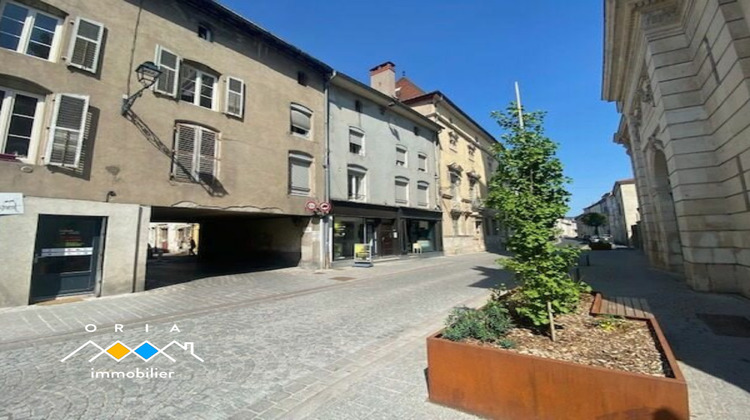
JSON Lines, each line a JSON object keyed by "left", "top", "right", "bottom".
{"left": 347, "top": 165, "right": 366, "bottom": 201}
{"left": 349, "top": 128, "right": 364, "bottom": 155}
{"left": 0, "top": 2, "right": 60, "bottom": 60}
{"left": 45, "top": 93, "right": 89, "bottom": 168}
{"left": 198, "top": 24, "right": 212, "bottom": 41}
{"left": 450, "top": 172, "right": 460, "bottom": 198}
{"left": 297, "top": 71, "right": 307, "bottom": 86}
{"left": 395, "top": 177, "right": 409, "bottom": 205}
{"left": 468, "top": 144, "right": 476, "bottom": 160}
{"left": 417, "top": 153, "right": 427, "bottom": 172}
{"left": 290, "top": 103, "right": 312, "bottom": 138}
{"left": 354, "top": 99, "right": 362, "bottom": 113}
{"left": 0, "top": 87, "right": 44, "bottom": 162}
{"left": 448, "top": 131, "right": 459, "bottom": 149}
{"left": 225, "top": 76, "right": 244, "bottom": 117}
{"left": 417, "top": 181, "right": 429, "bottom": 207}
{"left": 413, "top": 126, "right": 420, "bottom": 136}
{"left": 180, "top": 64, "right": 216, "bottom": 109}
{"left": 67, "top": 17, "right": 104, "bottom": 73}
{"left": 155, "top": 45, "right": 180, "bottom": 97}
{"left": 172, "top": 123, "right": 219, "bottom": 183}
{"left": 289, "top": 152, "right": 312, "bottom": 196}
{"left": 396, "top": 146, "right": 407, "bottom": 167}
{"left": 469, "top": 179, "right": 477, "bottom": 201}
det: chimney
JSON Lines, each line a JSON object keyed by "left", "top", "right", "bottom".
{"left": 369, "top": 61, "right": 396, "bottom": 97}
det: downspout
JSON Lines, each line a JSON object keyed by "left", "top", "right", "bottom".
{"left": 321, "top": 70, "right": 336, "bottom": 269}
{"left": 432, "top": 95, "right": 444, "bottom": 251}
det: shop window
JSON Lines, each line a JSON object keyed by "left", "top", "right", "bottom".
{"left": 289, "top": 151, "right": 312, "bottom": 196}
{"left": 172, "top": 123, "right": 220, "bottom": 184}
{"left": 0, "top": 2, "right": 61, "bottom": 60}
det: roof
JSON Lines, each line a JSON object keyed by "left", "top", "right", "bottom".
{"left": 331, "top": 73, "right": 443, "bottom": 134}
{"left": 396, "top": 77, "right": 425, "bottom": 101}
{"left": 398, "top": 81, "right": 498, "bottom": 144}
{"left": 182, "top": 0, "right": 333, "bottom": 75}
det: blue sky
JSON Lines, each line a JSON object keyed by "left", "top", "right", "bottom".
{"left": 222, "top": 0, "right": 632, "bottom": 216}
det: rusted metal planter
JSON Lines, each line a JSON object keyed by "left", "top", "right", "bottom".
{"left": 426, "top": 294, "right": 689, "bottom": 420}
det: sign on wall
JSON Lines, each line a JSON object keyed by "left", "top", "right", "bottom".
{"left": 0, "top": 193, "right": 23, "bottom": 215}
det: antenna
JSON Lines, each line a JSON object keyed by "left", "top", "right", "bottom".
{"left": 515, "top": 81, "right": 524, "bottom": 129}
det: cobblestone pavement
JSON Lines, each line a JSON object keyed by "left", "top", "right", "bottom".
{"left": 583, "top": 250, "right": 750, "bottom": 420}
{"left": 0, "top": 252, "right": 507, "bottom": 419}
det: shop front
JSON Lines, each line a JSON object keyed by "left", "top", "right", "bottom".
{"left": 331, "top": 202, "right": 442, "bottom": 261}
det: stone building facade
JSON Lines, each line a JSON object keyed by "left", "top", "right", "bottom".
{"left": 603, "top": 0, "right": 750, "bottom": 297}
{"left": 367, "top": 62, "right": 504, "bottom": 255}
{"left": 0, "top": 0, "right": 330, "bottom": 306}
{"left": 327, "top": 72, "right": 442, "bottom": 261}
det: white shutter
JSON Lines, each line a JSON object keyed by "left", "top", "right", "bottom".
{"left": 155, "top": 45, "right": 180, "bottom": 97}
{"left": 198, "top": 128, "right": 218, "bottom": 182}
{"left": 418, "top": 182, "right": 429, "bottom": 206}
{"left": 290, "top": 104, "right": 311, "bottom": 132}
{"left": 349, "top": 129, "right": 363, "bottom": 147}
{"left": 46, "top": 94, "right": 88, "bottom": 168}
{"left": 289, "top": 153, "right": 311, "bottom": 195}
{"left": 396, "top": 147, "right": 406, "bottom": 166}
{"left": 173, "top": 124, "right": 196, "bottom": 182}
{"left": 67, "top": 17, "right": 104, "bottom": 73}
{"left": 225, "top": 77, "right": 244, "bottom": 117}
{"left": 395, "top": 178, "right": 408, "bottom": 204}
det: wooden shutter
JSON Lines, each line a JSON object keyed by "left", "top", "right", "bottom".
{"left": 155, "top": 45, "right": 180, "bottom": 97}
{"left": 173, "top": 124, "right": 196, "bottom": 182}
{"left": 225, "top": 77, "right": 244, "bottom": 117}
{"left": 46, "top": 94, "right": 88, "bottom": 168}
{"left": 197, "top": 128, "right": 218, "bottom": 182}
{"left": 68, "top": 17, "right": 104, "bottom": 73}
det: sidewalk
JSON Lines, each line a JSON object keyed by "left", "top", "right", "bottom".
{"left": 582, "top": 249, "right": 750, "bottom": 420}
{"left": 0, "top": 255, "right": 467, "bottom": 347}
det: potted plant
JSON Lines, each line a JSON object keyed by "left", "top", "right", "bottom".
{"left": 426, "top": 104, "right": 688, "bottom": 419}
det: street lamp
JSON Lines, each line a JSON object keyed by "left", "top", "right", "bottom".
{"left": 121, "top": 61, "right": 163, "bottom": 115}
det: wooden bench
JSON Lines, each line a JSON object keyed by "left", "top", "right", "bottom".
{"left": 598, "top": 296, "right": 653, "bottom": 319}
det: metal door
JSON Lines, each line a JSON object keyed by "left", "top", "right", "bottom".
{"left": 30, "top": 215, "right": 104, "bottom": 303}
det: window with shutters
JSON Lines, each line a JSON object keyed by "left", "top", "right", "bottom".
{"left": 417, "top": 153, "right": 427, "bottom": 172}
{"left": 417, "top": 181, "right": 429, "bottom": 207}
{"left": 0, "top": 86, "right": 44, "bottom": 163}
{"left": 172, "top": 123, "right": 219, "bottom": 184}
{"left": 180, "top": 64, "right": 216, "bottom": 110}
{"left": 395, "top": 176, "right": 408, "bottom": 205}
{"left": 347, "top": 165, "right": 366, "bottom": 201}
{"left": 396, "top": 146, "right": 406, "bottom": 167}
{"left": 225, "top": 76, "right": 244, "bottom": 118}
{"left": 348, "top": 127, "right": 364, "bottom": 155}
{"left": 154, "top": 45, "right": 180, "bottom": 97}
{"left": 0, "top": 1, "right": 61, "bottom": 61}
{"left": 289, "top": 151, "right": 312, "bottom": 196}
{"left": 290, "top": 103, "right": 312, "bottom": 138}
{"left": 45, "top": 93, "right": 88, "bottom": 168}
{"left": 67, "top": 17, "right": 104, "bottom": 73}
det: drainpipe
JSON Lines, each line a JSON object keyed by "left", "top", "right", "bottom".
{"left": 321, "top": 70, "right": 336, "bottom": 269}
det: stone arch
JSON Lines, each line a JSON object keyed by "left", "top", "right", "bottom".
{"left": 648, "top": 147, "right": 684, "bottom": 273}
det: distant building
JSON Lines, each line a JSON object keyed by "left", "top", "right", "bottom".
{"left": 576, "top": 180, "right": 640, "bottom": 246}
{"left": 556, "top": 218, "right": 578, "bottom": 238}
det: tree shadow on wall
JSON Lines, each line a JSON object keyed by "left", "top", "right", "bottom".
{"left": 124, "top": 110, "right": 228, "bottom": 197}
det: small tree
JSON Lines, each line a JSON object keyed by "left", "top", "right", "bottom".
{"left": 580, "top": 212, "right": 607, "bottom": 236}
{"left": 486, "top": 103, "right": 585, "bottom": 328}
